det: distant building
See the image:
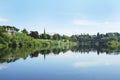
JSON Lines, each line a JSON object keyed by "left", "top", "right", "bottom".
{"left": 0, "top": 26, "right": 19, "bottom": 35}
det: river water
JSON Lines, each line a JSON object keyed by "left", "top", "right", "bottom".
{"left": 0, "top": 51, "right": 120, "bottom": 80}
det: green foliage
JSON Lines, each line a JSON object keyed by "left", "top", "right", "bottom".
{"left": 70, "top": 32, "right": 120, "bottom": 48}
{"left": 52, "top": 34, "right": 61, "bottom": 40}
{"left": 0, "top": 44, "right": 5, "bottom": 48}
{"left": 70, "top": 35, "right": 78, "bottom": 42}
{"left": 29, "top": 31, "right": 39, "bottom": 39}
{"left": 62, "top": 35, "right": 70, "bottom": 40}
{"left": 2, "top": 26, "right": 120, "bottom": 63}
{"left": 0, "top": 27, "right": 6, "bottom": 32}
{"left": 108, "top": 40, "right": 120, "bottom": 49}
{"left": 0, "top": 32, "right": 12, "bottom": 47}
{"left": 21, "top": 28, "right": 28, "bottom": 35}
{"left": 40, "top": 33, "right": 51, "bottom": 39}
{"left": 1, "top": 25, "right": 120, "bottom": 51}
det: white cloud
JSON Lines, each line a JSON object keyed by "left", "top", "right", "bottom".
{"left": 74, "top": 62, "right": 98, "bottom": 67}
{"left": 0, "top": 65, "right": 8, "bottom": 70}
{"left": 73, "top": 61, "right": 116, "bottom": 68}
{"left": 72, "top": 19, "right": 120, "bottom": 34}
{"left": 73, "top": 19, "right": 120, "bottom": 27}
{"left": 73, "top": 19, "right": 98, "bottom": 26}
{"left": 0, "top": 18, "right": 9, "bottom": 22}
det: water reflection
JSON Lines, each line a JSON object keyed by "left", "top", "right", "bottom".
{"left": 71, "top": 45, "right": 120, "bottom": 55}
{"left": 0, "top": 65, "right": 8, "bottom": 70}
{"left": 0, "top": 45, "right": 120, "bottom": 63}
{"left": 1, "top": 46, "right": 120, "bottom": 80}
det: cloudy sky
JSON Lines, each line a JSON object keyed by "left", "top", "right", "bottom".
{"left": 0, "top": 0, "right": 120, "bottom": 35}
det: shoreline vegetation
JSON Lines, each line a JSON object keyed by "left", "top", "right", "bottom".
{"left": 0, "top": 25, "right": 120, "bottom": 49}
{"left": 1, "top": 25, "right": 120, "bottom": 63}
{"left": 0, "top": 26, "right": 77, "bottom": 49}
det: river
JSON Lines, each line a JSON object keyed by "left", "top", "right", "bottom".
{"left": 0, "top": 49, "right": 120, "bottom": 80}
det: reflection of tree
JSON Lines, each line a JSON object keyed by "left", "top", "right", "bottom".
{"left": 70, "top": 45, "right": 120, "bottom": 55}
{"left": 62, "top": 49, "right": 69, "bottom": 53}
{"left": 40, "top": 50, "right": 51, "bottom": 55}
{"left": 52, "top": 48, "right": 61, "bottom": 54}
{"left": 1, "top": 44, "right": 120, "bottom": 63}
{"left": 30, "top": 51, "right": 39, "bottom": 58}
{"left": 0, "top": 47, "right": 41, "bottom": 63}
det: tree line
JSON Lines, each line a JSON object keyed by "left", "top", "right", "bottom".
{"left": 1, "top": 25, "right": 120, "bottom": 49}
{"left": 0, "top": 26, "right": 77, "bottom": 48}
{"left": 27, "top": 28, "right": 120, "bottom": 48}
{"left": 22, "top": 28, "right": 70, "bottom": 40}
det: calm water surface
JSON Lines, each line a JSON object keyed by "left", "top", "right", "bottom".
{"left": 0, "top": 51, "right": 120, "bottom": 80}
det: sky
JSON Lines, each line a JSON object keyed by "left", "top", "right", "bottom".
{"left": 0, "top": 0, "right": 120, "bottom": 35}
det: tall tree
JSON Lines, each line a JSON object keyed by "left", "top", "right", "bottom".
{"left": 29, "top": 31, "right": 39, "bottom": 39}
{"left": 21, "top": 28, "right": 28, "bottom": 35}
{"left": 52, "top": 34, "right": 61, "bottom": 40}
{"left": 62, "top": 35, "right": 69, "bottom": 40}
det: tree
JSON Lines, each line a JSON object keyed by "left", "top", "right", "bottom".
{"left": 70, "top": 35, "right": 77, "bottom": 41}
{"left": 62, "top": 35, "right": 69, "bottom": 40}
{"left": 21, "top": 28, "right": 28, "bottom": 35}
{"left": 52, "top": 34, "right": 61, "bottom": 40}
{"left": 0, "top": 27, "right": 6, "bottom": 32}
{"left": 39, "top": 28, "right": 51, "bottom": 39}
{"left": 29, "top": 31, "right": 39, "bottom": 39}
{"left": 97, "top": 32, "right": 100, "bottom": 39}
{"left": 46, "top": 34, "right": 51, "bottom": 39}
{"left": 12, "top": 26, "right": 19, "bottom": 32}
{"left": 40, "top": 33, "right": 51, "bottom": 39}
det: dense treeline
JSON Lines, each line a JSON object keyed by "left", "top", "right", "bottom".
{"left": 1, "top": 25, "right": 120, "bottom": 63}
{"left": 0, "top": 25, "right": 120, "bottom": 49}
{"left": 1, "top": 43, "right": 120, "bottom": 64}
{"left": 70, "top": 32, "right": 120, "bottom": 48}
{"left": 0, "top": 44, "right": 72, "bottom": 63}
{"left": 0, "top": 26, "right": 77, "bottom": 48}
{"left": 28, "top": 28, "right": 120, "bottom": 49}
{"left": 28, "top": 29, "right": 70, "bottom": 40}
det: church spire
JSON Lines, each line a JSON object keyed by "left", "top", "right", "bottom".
{"left": 44, "top": 53, "right": 46, "bottom": 61}
{"left": 44, "top": 28, "right": 46, "bottom": 35}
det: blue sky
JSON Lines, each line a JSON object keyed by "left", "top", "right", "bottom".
{"left": 0, "top": 0, "right": 120, "bottom": 35}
